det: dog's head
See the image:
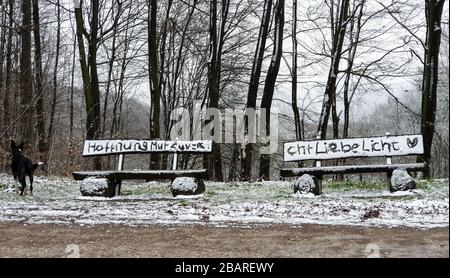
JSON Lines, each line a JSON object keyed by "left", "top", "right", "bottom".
{"left": 10, "top": 140, "right": 24, "bottom": 157}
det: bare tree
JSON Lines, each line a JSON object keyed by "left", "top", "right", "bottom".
{"left": 19, "top": 0, "right": 34, "bottom": 145}
{"left": 2, "top": 0, "right": 14, "bottom": 138}
{"left": 259, "top": 0, "right": 284, "bottom": 180}
{"left": 204, "top": 0, "right": 230, "bottom": 181}
{"left": 419, "top": 0, "right": 445, "bottom": 178}
{"left": 148, "top": 0, "right": 161, "bottom": 169}
{"left": 291, "top": 0, "right": 303, "bottom": 141}
{"left": 316, "top": 0, "right": 350, "bottom": 139}
{"left": 48, "top": 0, "right": 61, "bottom": 149}
{"left": 342, "top": 0, "right": 365, "bottom": 139}
{"left": 32, "top": 0, "right": 47, "bottom": 172}
{"left": 73, "top": 0, "right": 102, "bottom": 170}
{"left": 0, "top": 0, "right": 5, "bottom": 127}
{"left": 102, "top": 0, "right": 122, "bottom": 137}
{"left": 241, "top": 0, "right": 273, "bottom": 181}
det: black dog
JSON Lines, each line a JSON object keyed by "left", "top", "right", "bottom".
{"left": 10, "top": 140, "right": 43, "bottom": 196}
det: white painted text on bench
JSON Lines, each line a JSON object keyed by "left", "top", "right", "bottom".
{"left": 82, "top": 140, "right": 212, "bottom": 156}
{"left": 284, "top": 135, "right": 424, "bottom": 161}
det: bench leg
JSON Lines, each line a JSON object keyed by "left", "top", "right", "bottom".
{"left": 387, "top": 171, "right": 393, "bottom": 193}
{"left": 114, "top": 180, "right": 122, "bottom": 196}
{"left": 315, "top": 175, "right": 323, "bottom": 195}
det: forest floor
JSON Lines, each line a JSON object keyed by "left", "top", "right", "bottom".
{"left": 0, "top": 174, "right": 448, "bottom": 257}
{"left": 0, "top": 222, "right": 447, "bottom": 257}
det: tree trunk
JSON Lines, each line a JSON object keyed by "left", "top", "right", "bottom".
{"left": 241, "top": 0, "right": 273, "bottom": 181}
{"left": 419, "top": 0, "right": 445, "bottom": 178}
{"left": 291, "top": 0, "right": 302, "bottom": 141}
{"left": 148, "top": 0, "right": 161, "bottom": 170}
{"left": 2, "top": 0, "right": 14, "bottom": 137}
{"left": 102, "top": 1, "right": 122, "bottom": 137}
{"left": 204, "top": 0, "right": 229, "bottom": 181}
{"left": 88, "top": 0, "right": 101, "bottom": 140}
{"left": 343, "top": 0, "right": 364, "bottom": 139}
{"left": 20, "top": 0, "right": 34, "bottom": 145}
{"left": 32, "top": 0, "right": 47, "bottom": 173}
{"left": 259, "top": 0, "right": 284, "bottom": 180}
{"left": 48, "top": 0, "right": 61, "bottom": 147}
{"left": 205, "top": 0, "right": 219, "bottom": 180}
{"left": 228, "top": 143, "right": 240, "bottom": 181}
{"left": 158, "top": 0, "right": 172, "bottom": 95}
{"left": 110, "top": 26, "right": 129, "bottom": 139}
{"left": 69, "top": 31, "right": 76, "bottom": 143}
{"left": 74, "top": 0, "right": 102, "bottom": 170}
{"left": 0, "top": 1, "right": 6, "bottom": 128}
{"left": 317, "top": 0, "right": 350, "bottom": 139}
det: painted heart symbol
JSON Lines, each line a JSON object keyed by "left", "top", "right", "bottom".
{"left": 407, "top": 137, "right": 418, "bottom": 149}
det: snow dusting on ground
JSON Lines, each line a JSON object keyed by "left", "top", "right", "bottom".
{"left": 0, "top": 174, "right": 448, "bottom": 229}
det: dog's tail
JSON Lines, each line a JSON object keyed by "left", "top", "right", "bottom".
{"left": 33, "top": 162, "right": 44, "bottom": 172}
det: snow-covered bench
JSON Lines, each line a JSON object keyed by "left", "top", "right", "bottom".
{"left": 72, "top": 139, "right": 212, "bottom": 197}
{"left": 280, "top": 133, "right": 426, "bottom": 195}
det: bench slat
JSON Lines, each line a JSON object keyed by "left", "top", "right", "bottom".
{"left": 280, "top": 163, "right": 425, "bottom": 177}
{"left": 284, "top": 135, "right": 424, "bottom": 162}
{"left": 73, "top": 169, "right": 208, "bottom": 181}
{"left": 82, "top": 140, "right": 212, "bottom": 156}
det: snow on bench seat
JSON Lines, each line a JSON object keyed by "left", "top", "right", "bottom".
{"left": 73, "top": 169, "right": 208, "bottom": 181}
{"left": 281, "top": 163, "right": 426, "bottom": 177}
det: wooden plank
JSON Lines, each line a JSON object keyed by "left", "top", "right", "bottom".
{"left": 284, "top": 135, "right": 424, "bottom": 162}
{"left": 82, "top": 140, "right": 212, "bottom": 156}
{"left": 280, "top": 163, "right": 426, "bottom": 177}
{"left": 73, "top": 169, "right": 208, "bottom": 181}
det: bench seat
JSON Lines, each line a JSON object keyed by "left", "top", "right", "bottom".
{"left": 280, "top": 163, "right": 425, "bottom": 177}
{"left": 73, "top": 169, "right": 208, "bottom": 181}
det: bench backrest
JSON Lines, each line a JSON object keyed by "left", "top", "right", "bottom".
{"left": 82, "top": 139, "right": 213, "bottom": 171}
{"left": 82, "top": 139, "right": 212, "bottom": 157}
{"left": 283, "top": 134, "right": 424, "bottom": 162}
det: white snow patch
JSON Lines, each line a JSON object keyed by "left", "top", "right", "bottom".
{"left": 81, "top": 178, "right": 109, "bottom": 195}
{"left": 174, "top": 194, "right": 205, "bottom": 199}
{"left": 171, "top": 177, "right": 198, "bottom": 193}
{"left": 0, "top": 174, "right": 448, "bottom": 229}
{"left": 294, "top": 192, "right": 317, "bottom": 198}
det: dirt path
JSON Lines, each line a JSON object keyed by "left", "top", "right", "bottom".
{"left": 0, "top": 222, "right": 447, "bottom": 258}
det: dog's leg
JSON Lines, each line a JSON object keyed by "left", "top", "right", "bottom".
{"left": 29, "top": 174, "right": 34, "bottom": 196}
{"left": 19, "top": 176, "right": 26, "bottom": 196}
{"left": 14, "top": 175, "right": 20, "bottom": 195}
{"left": 15, "top": 181, "right": 20, "bottom": 195}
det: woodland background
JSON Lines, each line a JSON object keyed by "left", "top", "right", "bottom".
{"left": 0, "top": 0, "right": 448, "bottom": 180}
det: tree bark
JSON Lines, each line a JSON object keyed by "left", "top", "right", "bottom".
{"left": 204, "top": 0, "right": 229, "bottom": 181}
{"left": 88, "top": 0, "right": 101, "bottom": 141}
{"left": 317, "top": 0, "right": 350, "bottom": 139}
{"left": 47, "top": 0, "right": 61, "bottom": 147}
{"left": 241, "top": 0, "right": 273, "bottom": 181}
{"left": 20, "top": 0, "right": 34, "bottom": 145}
{"left": 259, "top": 0, "right": 284, "bottom": 180}
{"left": 148, "top": 0, "right": 161, "bottom": 170}
{"left": 0, "top": 1, "right": 6, "bottom": 128}
{"left": 32, "top": 0, "right": 47, "bottom": 173}
{"left": 291, "top": 0, "right": 302, "bottom": 141}
{"left": 69, "top": 30, "right": 76, "bottom": 143}
{"left": 343, "top": 0, "right": 364, "bottom": 138}
{"left": 2, "top": 0, "right": 14, "bottom": 137}
{"left": 419, "top": 0, "right": 445, "bottom": 178}
{"left": 102, "top": 0, "right": 122, "bottom": 137}
{"left": 74, "top": 0, "right": 102, "bottom": 170}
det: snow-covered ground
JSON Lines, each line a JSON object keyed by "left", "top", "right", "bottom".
{"left": 0, "top": 173, "right": 448, "bottom": 229}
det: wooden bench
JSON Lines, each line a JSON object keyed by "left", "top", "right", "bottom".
{"left": 280, "top": 133, "right": 425, "bottom": 194}
{"left": 73, "top": 139, "right": 212, "bottom": 196}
